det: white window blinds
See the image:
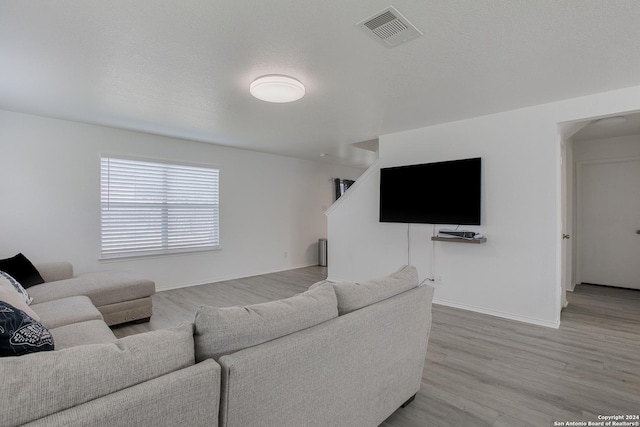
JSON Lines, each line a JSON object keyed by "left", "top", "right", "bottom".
{"left": 100, "top": 156, "right": 219, "bottom": 259}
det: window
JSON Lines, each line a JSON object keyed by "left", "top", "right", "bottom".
{"left": 100, "top": 156, "right": 219, "bottom": 259}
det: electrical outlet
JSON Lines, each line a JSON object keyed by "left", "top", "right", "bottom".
{"left": 436, "top": 275, "right": 443, "bottom": 284}
{"left": 284, "top": 251, "right": 288, "bottom": 258}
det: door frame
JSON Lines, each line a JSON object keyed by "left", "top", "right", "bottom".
{"left": 559, "top": 138, "right": 571, "bottom": 308}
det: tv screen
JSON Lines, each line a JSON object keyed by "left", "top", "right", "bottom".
{"left": 379, "top": 157, "right": 481, "bottom": 225}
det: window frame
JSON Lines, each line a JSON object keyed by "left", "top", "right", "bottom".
{"left": 99, "top": 154, "right": 220, "bottom": 260}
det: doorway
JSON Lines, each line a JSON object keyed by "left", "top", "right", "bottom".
{"left": 576, "top": 156, "right": 640, "bottom": 289}
{"left": 560, "top": 112, "right": 640, "bottom": 311}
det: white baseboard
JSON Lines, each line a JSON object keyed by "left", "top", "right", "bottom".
{"left": 433, "top": 297, "right": 560, "bottom": 329}
{"left": 326, "top": 276, "right": 560, "bottom": 329}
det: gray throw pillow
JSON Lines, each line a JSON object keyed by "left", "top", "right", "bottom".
{"left": 333, "top": 265, "right": 419, "bottom": 315}
{"left": 194, "top": 283, "right": 338, "bottom": 361}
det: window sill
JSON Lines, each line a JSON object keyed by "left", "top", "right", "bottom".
{"left": 99, "top": 246, "right": 221, "bottom": 263}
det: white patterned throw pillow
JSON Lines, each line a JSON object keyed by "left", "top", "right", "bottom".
{"left": 0, "top": 271, "right": 33, "bottom": 305}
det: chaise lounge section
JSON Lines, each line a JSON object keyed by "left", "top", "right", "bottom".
{"left": 31, "top": 262, "right": 155, "bottom": 326}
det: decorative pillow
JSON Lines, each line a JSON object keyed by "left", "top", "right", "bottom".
{"left": 0, "top": 301, "right": 53, "bottom": 357}
{"left": 332, "top": 265, "right": 419, "bottom": 315}
{"left": 0, "top": 270, "right": 33, "bottom": 305}
{"left": 0, "top": 253, "right": 45, "bottom": 288}
{"left": 0, "top": 281, "right": 40, "bottom": 321}
{"left": 194, "top": 283, "right": 338, "bottom": 361}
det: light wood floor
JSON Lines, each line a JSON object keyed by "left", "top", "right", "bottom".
{"left": 114, "top": 268, "right": 640, "bottom": 426}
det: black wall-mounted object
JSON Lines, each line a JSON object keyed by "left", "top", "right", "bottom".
{"left": 379, "top": 157, "right": 481, "bottom": 225}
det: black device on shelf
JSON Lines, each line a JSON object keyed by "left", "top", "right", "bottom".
{"left": 379, "top": 157, "right": 481, "bottom": 225}
{"left": 438, "top": 230, "right": 477, "bottom": 239}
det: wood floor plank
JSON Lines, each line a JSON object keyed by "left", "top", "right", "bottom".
{"left": 113, "top": 270, "right": 640, "bottom": 426}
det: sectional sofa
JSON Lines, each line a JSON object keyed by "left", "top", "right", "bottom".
{"left": 1, "top": 265, "right": 434, "bottom": 427}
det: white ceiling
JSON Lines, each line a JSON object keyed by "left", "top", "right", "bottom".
{"left": 2, "top": 1, "right": 640, "bottom": 168}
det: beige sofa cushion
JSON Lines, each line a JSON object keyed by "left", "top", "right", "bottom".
{"left": 0, "top": 322, "right": 195, "bottom": 427}
{"left": 332, "top": 265, "right": 419, "bottom": 315}
{"left": 194, "top": 283, "right": 338, "bottom": 361}
{"left": 307, "top": 279, "right": 331, "bottom": 291}
{"left": 50, "top": 320, "right": 116, "bottom": 350}
{"left": 31, "top": 296, "right": 103, "bottom": 329}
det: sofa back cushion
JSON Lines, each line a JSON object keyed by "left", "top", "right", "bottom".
{"left": 332, "top": 265, "right": 419, "bottom": 315}
{"left": 0, "top": 322, "right": 195, "bottom": 427}
{"left": 194, "top": 283, "right": 338, "bottom": 361}
{"left": 34, "top": 262, "right": 74, "bottom": 283}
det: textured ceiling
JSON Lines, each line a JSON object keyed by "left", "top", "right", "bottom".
{"left": 2, "top": 1, "right": 640, "bottom": 167}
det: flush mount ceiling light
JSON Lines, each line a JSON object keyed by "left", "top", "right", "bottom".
{"left": 250, "top": 75, "right": 305, "bottom": 103}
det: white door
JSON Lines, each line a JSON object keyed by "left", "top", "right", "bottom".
{"left": 577, "top": 158, "right": 640, "bottom": 289}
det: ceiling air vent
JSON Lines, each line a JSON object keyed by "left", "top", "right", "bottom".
{"left": 357, "top": 6, "right": 423, "bottom": 48}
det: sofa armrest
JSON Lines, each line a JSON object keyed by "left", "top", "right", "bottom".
{"left": 23, "top": 360, "right": 221, "bottom": 427}
{"left": 35, "top": 262, "right": 74, "bottom": 282}
{"left": 1, "top": 323, "right": 195, "bottom": 426}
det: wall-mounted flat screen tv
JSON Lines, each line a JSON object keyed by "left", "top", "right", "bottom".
{"left": 379, "top": 157, "right": 481, "bottom": 225}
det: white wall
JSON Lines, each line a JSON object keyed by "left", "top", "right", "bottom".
{"left": 328, "top": 84, "right": 640, "bottom": 328}
{"left": 573, "top": 134, "right": 640, "bottom": 161}
{"left": 325, "top": 160, "right": 410, "bottom": 278}
{"left": 0, "top": 109, "right": 363, "bottom": 291}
